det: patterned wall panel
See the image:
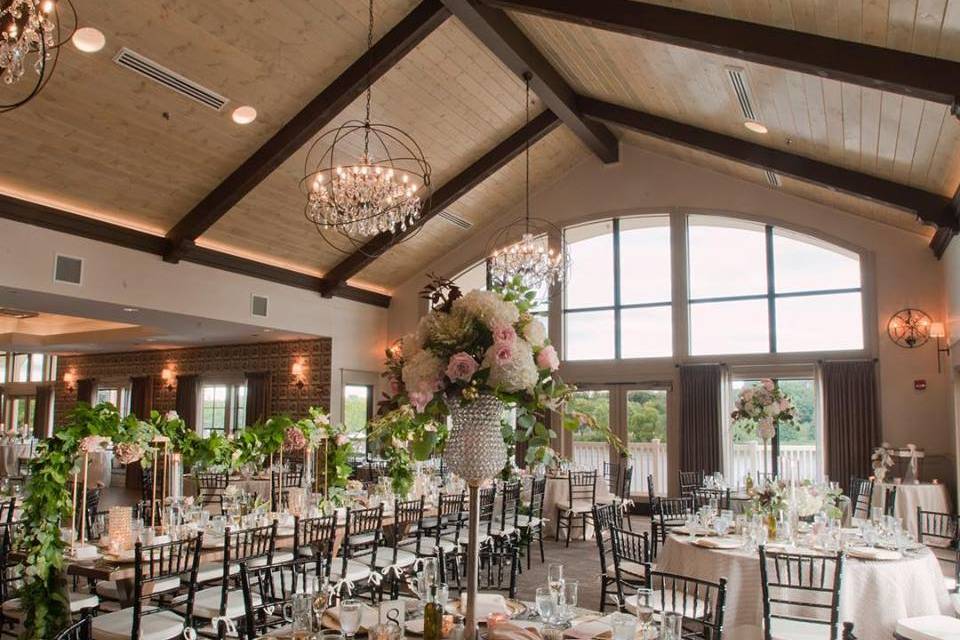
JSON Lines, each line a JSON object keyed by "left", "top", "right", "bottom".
{"left": 54, "top": 339, "right": 331, "bottom": 426}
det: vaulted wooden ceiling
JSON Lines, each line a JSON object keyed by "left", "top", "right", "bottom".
{"left": 1, "top": 0, "right": 958, "bottom": 305}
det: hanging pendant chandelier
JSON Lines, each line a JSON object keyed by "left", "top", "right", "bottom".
{"left": 487, "top": 73, "right": 568, "bottom": 293}
{"left": 0, "top": 0, "right": 77, "bottom": 113}
{"left": 301, "top": 0, "right": 431, "bottom": 255}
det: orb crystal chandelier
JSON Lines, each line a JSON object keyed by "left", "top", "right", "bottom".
{"left": 487, "top": 74, "right": 567, "bottom": 292}
{"left": 301, "top": 0, "right": 431, "bottom": 254}
{"left": 0, "top": 0, "right": 76, "bottom": 112}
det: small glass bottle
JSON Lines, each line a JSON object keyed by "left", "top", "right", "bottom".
{"left": 448, "top": 615, "right": 465, "bottom": 640}
{"left": 423, "top": 585, "right": 443, "bottom": 640}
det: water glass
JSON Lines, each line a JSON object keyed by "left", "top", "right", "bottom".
{"left": 634, "top": 588, "right": 655, "bottom": 631}
{"left": 535, "top": 586, "right": 558, "bottom": 623}
{"left": 661, "top": 613, "right": 683, "bottom": 640}
{"left": 561, "top": 580, "right": 579, "bottom": 621}
{"left": 339, "top": 599, "right": 363, "bottom": 639}
{"left": 291, "top": 592, "right": 316, "bottom": 633}
{"left": 610, "top": 612, "right": 637, "bottom": 640}
{"left": 547, "top": 563, "right": 564, "bottom": 596}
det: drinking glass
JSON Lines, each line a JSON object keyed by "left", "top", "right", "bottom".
{"left": 661, "top": 613, "right": 683, "bottom": 640}
{"left": 634, "top": 588, "right": 655, "bottom": 633}
{"left": 610, "top": 612, "right": 637, "bottom": 640}
{"left": 535, "top": 586, "right": 557, "bottom": 623}
{"left": 547, "top": 563, "right": 564, "bottom": 596}
{"left": 561, "top": 580, "right": 579, "bottom": 621}
{"left": 339, "top": 599, "right": 363, "bottom": 640}
{"left": 291, "top": 592, "right": 316, "bottom": 634}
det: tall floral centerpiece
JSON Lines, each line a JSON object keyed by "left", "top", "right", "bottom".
{"left": 872, "top": 442, "right": 894, "bottom": 483}
{"left": 731, "top": 379, "right": 796, "bottom": 476}
{"left": 379, "top": 276, "right": 615, "bottom": 639}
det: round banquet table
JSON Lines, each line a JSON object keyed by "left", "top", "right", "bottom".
{"left": 873, "top": 482, "right": 951, "bottom": 542}
{"left": 541, "top": 474, "right": 614, "bottom": 538}
{"left": 656, "top": 534, "right": 951, "bottom": 639}
{"left": 0, "top": 441, "right": 34, "bottom": 477}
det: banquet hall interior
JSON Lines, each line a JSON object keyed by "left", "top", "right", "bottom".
{"left": 2, "top": 0, "right": 960, "bottom": 639}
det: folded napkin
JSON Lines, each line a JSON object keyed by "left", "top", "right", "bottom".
{"left": 489, "top": 622, "right": 543, "bottom": 640}
{"left": 461, "top": 593, "right": 509, "bottom": 619}
{"left": 692, "top": 537, "right": 744, "bottom": 550}
{"left": 323, "top": 604, "right": 381, "bottom": 631}
{"left": 564, "top": 620, "right": 612, "bottom": 640}
{"left": 846, "top": 546, "right": 902, "bottom": 561}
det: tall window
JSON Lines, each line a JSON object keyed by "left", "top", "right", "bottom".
{"left": 568, "top": 390, "right": 611, "bottom": 470}
{"left": 343, "top": 384, "right": 373, "bottom": 455}
{"left": 96, "top": 386, "right": 130, "bottom": 416}
{"left": 625, "top": 388, "right": 668, "bottom": 495}
{"left": 564, "top": 216, "right": 672, "bottom": 360}
{"left": 688, "top": 216, "right": 862, "bottom": 355}
{"left": 5, "top": 396, "right": 36, "bottom": 431}
{"left": 10, "top": 353, "right": 55, "bottom": 382}
{"left": 199, "top": 384, "right": 246, "bottom": 437}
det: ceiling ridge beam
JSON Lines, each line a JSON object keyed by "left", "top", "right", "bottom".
{"left": 484, "top": 0, "right": 960, "bottom": 108}
{"left": 440, "top": 0, "right": 618, "bottom": 163}
{"left": 578, "top": 97, "right": 955, "bottom": 232}
{"left": 0, "top": 195, "right": 390, "bottom": 308}
{"left": 320, "top": 109, "right": 562, "bottom": 295}
{"left": 163, "top": 0, "right": 451, "bottom": 261}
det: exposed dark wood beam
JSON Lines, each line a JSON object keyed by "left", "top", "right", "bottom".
{"left": 0, "top": 195, "right": 390, "bottom": 308}
{"left": 484, "top": 0, "right": 960, "bottom": 108}
{"left": 931, "top": 189, "right": 960, "bottom": 258}
{"left": 163, "top": 0, "right": 450, "bottom": 261}
{"left": 321, "top": 109, "right": 562, "bottom": 296}
{"left": 440, "top": 0, "right": 618, "bottom": 163}
{"left": 578, "top": 97, "right": 956, "bottom": 231}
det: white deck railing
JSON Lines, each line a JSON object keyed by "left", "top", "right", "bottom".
{"left": 571, "top": 440, "right": 819, "bottom": 497}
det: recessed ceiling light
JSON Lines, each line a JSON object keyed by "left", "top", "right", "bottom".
{"left": 232, "top": 106, "right": 257, "bottom": 125}
{"left": 122, "top": 307, "right": 139, "bottom": 312}
{"left": 744, "top": 120, "right": 768, "bottom": 134}
{"left": 263, "top": 329, "right": 273, "bottom": 333}
{"left": 72, "top": 27, "right": 106, "bottom": 53}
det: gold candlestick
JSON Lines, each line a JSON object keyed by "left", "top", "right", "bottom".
{"left": 151, "top": 448, "right": 158, "bottom": 528}
{"left": 80, "top": 452, "right": 89, "bottom": 546}
{"left": 71, "top": 468, "right": 79, "bottom": 547}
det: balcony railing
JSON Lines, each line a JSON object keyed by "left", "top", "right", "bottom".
{"left": 571, "top": 440, "right": 819, "bottom": 497}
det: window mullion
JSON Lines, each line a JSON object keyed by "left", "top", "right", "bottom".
{"left": 613, "top": 218, "right": 622, "bottom": 360}
{"left": 765, "top": 225, "right": 777, "bottom": 354}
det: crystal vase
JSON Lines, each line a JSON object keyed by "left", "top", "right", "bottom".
{"left": 443, "top": 393, "right": 508, "bottom": 483}
{"left": 167, "top": 452, "right": 184, "bottom": 500}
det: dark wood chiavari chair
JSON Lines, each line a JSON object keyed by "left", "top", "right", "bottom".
{"left": 884, "top": 486, "right": 898, "bottom": 518}
{"left": 433, "top": 491, "right": 466, "bottom": 587}
{"left": 692, "top": 488, "right": 731, "bottom": 514}
{"left": 477, "top": 485, "right": 497, "bottom": 546}
{"left": 759, "top": 546, "right": 845, "bottom": 640}
{"left": 377, "top": 497, "right": 425, "bottom": 597}
{"left": 53, "top": 616, "right": 91, "bottom": 640}
{"left": 592, "top": 503, "right": 624, "bottom": 612}
{"left": 476, "top": 543, "right": 520, "bottom": 599}
{"left": 239, "top": 558, "right": 314, "bottom": 639}
{"left": 557, "top": 470, "right": 597, "bottom": 547}
{"left": 917, "top": 507, "right": 960, "bottom": 592}
{"left": 271, "top": 470, "right": 303, "bottom": 510}
{"left": 332, "top": 505, "right": 383, "bottom": 598}
{"left": 679, "top": 470, "right": 705, "bottom": 497}
{"left": 293, "top": 514, "right": 337, "bottom": 576}
{"left": 491, "top": 481, "right": 521, "bottom": 542}
{"left": 646, "top": 475, "right": 660, "bottom": 557}
{"left": 654, "top": 496, "right": 692, "bottom": 557}
{"left": 518, "top": 477, "right": 546, "bottom": 569}
{"left": 608, "top": 526, "right": 650, "bottom": 607}
{"left": 91, "top": 535, "right": 203, "bottom": 640}
{"left": 195, "top": 472, "right": 229, "bottom": 515}
{"left": 0, "top": 499, "right": 14, "bottom": 528}
{"left": 848, "top": 476, "right": 874, "bottom": 520}
{"left": 640, "top": 569, "right": 728, "bottom": 639}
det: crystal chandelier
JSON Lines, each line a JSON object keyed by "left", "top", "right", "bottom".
{"left": 0, "top": 0, "right": 76, "bottom": 112}
{"left": 488, "top": 74, "right": 567, "bottom": 292}
{"left": 301, "top": 0, "right": 431, "bottom": 254}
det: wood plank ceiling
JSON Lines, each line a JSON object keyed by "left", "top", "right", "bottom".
{"left": 0, "top": 0, "right": 957, "bottom": 303}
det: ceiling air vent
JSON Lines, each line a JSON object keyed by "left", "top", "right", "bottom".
{"left": 764, "top": 169, "right": 781, "bottom": 187}
{"left": 113, "top": 47, "right": 229, "bottom": 111}
{"left": 726, "top": 66, "right": 757, "bottom": 121}
{"left": 438, "top": 210, "right": 472, "bottom": 231}
{"left": 251, "top": 295, "right": 269, "bottom": 318}
{"left": 0, "top": 308, "right": 38, "bottom": 319}
{"left": 54, "top": 254, "right": 83, "bottom": 285}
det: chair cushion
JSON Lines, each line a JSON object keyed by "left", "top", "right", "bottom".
{"left": 490, "top": 525, "right": 516, "bottom": 537}
{"left": 189, "top": 586, "right": 258, "bottom": 620}
{"left": 2, "top": 590, "right": 99, "bottom": 618}
{"left": 374, "top": 548, "right": 418, "bottom": 569}
{"left": 627, "top": 590, "right": 704, "bottom": 619}
{"left": 616, "top": 561, "right": 647, "bottom": 579}
{"left": 895, "top": 615, "right": 960, "bottom": 640}
{"left": 330, "top": 559, "right": 373, "bottom": 582}
{"left": 516, "top": 515, "right": 543, "bottom": 528}
{"left": 91, "top": 607, "right": 185, "bottom": 640}
{"left": 192, "top": 561, "right": 240, "bottom": 583}
{"left": 247, "top": 551, "right": 295, "bottom": 568}
{"left": 768, "top": 618, "right": 833, "bottom": 640}
{"left": 560, "top": 501, "right": 594, "bottom": 514}
{"left": 409, "top": 539, "right": 457, "bottom": 555}
{"left": 96, "top": 577, "right": 180, "bottom": 600}
{"left": 442, "top": 532, "right": 491, "bottom": 546}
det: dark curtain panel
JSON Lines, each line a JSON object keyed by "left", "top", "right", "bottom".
{"left": 822, "top": 360, "right": 880, "bottom": 494}
{"left": 129, "top": 376, "right": 154, "bottom": 419}
{"left": 127, "top": 376, "right": 155, "bottom": 489}
{"left": 174, "top": 374, "right": 200, "bottom": 431}
{"left": 76, "top": 378, "right": 95, "bottom": 405}
{"left": 245, "top": 371, "right": 272, "bottom": 427}
{"left": 33, "top": 385, "right": 53, "bottom": 439}
{"left": 679, "top": 364, "right": 723, "bottom": 475}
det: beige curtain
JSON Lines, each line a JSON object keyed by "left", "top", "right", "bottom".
{"left": 679, "top": 364, "right": 724, "bottom": 475}
{"left": 821, "top": 360, "right": 880, "bottom": 493}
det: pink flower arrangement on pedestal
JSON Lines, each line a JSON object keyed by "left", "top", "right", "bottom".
{"left": 731, "top": 378, "right": 796, "bottom": 442}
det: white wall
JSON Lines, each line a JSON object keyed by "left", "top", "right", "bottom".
{"left": 390, "top": 143, "right": 955, "bottom": 487}
{"left": 0, "top": 219, "right": 389, "bottom": 420}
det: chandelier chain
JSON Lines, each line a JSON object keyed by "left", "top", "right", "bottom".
{"left": 363, "top": 0, "right": 374, "bottom": 156}
{"left": 524, "top": 73, "right": 531, "bottom": 234}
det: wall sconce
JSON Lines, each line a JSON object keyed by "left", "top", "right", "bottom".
{"left": 63, "top": 371, "right": 76, "bottom": 392}
{"left": 887, "top": 308, "right": 932, "bottom": 349}
{"left": 160, "top": 367, "right": 175, "bottom": 391}
{"left": 291, "top": 360, "right": 306, "bottom": 389}
{"left": 930, "top": 322, "right": 951, "bottom": 373}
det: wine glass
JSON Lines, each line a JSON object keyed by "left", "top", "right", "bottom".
{"left": 547, "top": 563, "right": 564, "bottom": 597}
{"left": 339, "top": 599, "right": 362, "bottom": 640}
{"left": 635, "top": 588, "right": 655, "bottom": 634}
{"left": 561, "top": 580, "right": 579, "bottom": 622}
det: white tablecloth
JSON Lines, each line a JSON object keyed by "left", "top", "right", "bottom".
{"left": 0, "top": 442, "right": 34, "bottom": 477}
{"left": 541, "top": 474, "right": 614, "bottom": 537}
{"left": 873, "top": 482, "right": 951, "bottom": 541}
{"left": 656, "top": 534, "right": 950, "bottom": 638}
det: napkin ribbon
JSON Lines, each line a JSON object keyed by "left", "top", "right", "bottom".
{"left": 381, "top": 563, "right": 405, "bottom": 581}
{"left": 367, "top": 571, "right": 383, "bottom": 587}
{"left": 211, "top": 616, "right": 238, "bottom": 636}
{"left": 333, "top": 578, "right": 355, "bottom": 596}
{"left": 183, "top": 628, "right": 197, "bottom": 640}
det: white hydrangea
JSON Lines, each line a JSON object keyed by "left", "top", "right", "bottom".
{"left": 402, "top": 349, "right": 444, "bottom": 393}
{"left": 452, "top": 289, "right": 519, "bottom": 330}
{"left": 522, "top": 318, "right": 547, "bottom": 346}
{"left": 484, "top": 338, "right": 538, "bottom": 392}
{"left": 400, "top": 332, "right": 422, "bottom": 359}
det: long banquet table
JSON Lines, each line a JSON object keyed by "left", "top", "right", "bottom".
{"left": 656, "top": 533, "right": 951, "bottom": 638}
{"left": 872, "top": 481, "right": 951, "bottom": 541}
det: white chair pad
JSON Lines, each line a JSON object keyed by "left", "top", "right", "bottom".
{"left": 560, "top": 501, "right": 594, "bottom": 514}
{"left": 248, "top": 551, "right": 294, "bottom": 568}
{"left": 96, "top": 576, "right": 179, "bottom": 600}
{"left": 193, "top": 561, "right": 239, "bottom": 583}
{"left": 626, "top": 591, "right": 705, "bottom": 619}
{"left": 330, "top": 559, "right": 373, "bottom": 582}
{"left": 442, "top": 532, "right": 491, "bottom": 546}
{"left": 91, "top": 607, "right": 185, "bottom": 640}
{"left": 2, "top": 590, "right": 99, "bottom": 618}
{"left": 516, "top": 516, "right": 543, "bottom": 528}
{"left": 616, "top": 561, "right": 647, "bottom": 579}
{"left": 896, "top": 615, "right": 960, "bottom": 640}
{"left": 768, "top": 618, "right": 833, "bottom": 640}
{"left": 374, "top": 549, "right": 418, "bottom": 569}
{"left": 409, "top": 539, "right": 457, "bottom": 555}
{"left": 189, "top": 586, "right": 258, "bottom": 620}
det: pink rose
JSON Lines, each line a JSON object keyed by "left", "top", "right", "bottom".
{"left": 284, "top": 427, "right": 307, "bottom": 452}
{"left": 536, "top": 345, "right": 560, "bottom": 371}
{"left": 335, "top": 433, "right": 349, "bottom": 447}
{"left": 446, "top": 352, "right": 479, "bottom": 382}
{"left": 409, "top": 390, "right": 433, "bottom": 413}
{"left": 493, "top": 343, "right": 514, "bottom": 366}
{"left": 491, "top": 322, "right": 517, "bottom": 345}
{"left": 762, "top": 379, "right": 775, "bottom": 391}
